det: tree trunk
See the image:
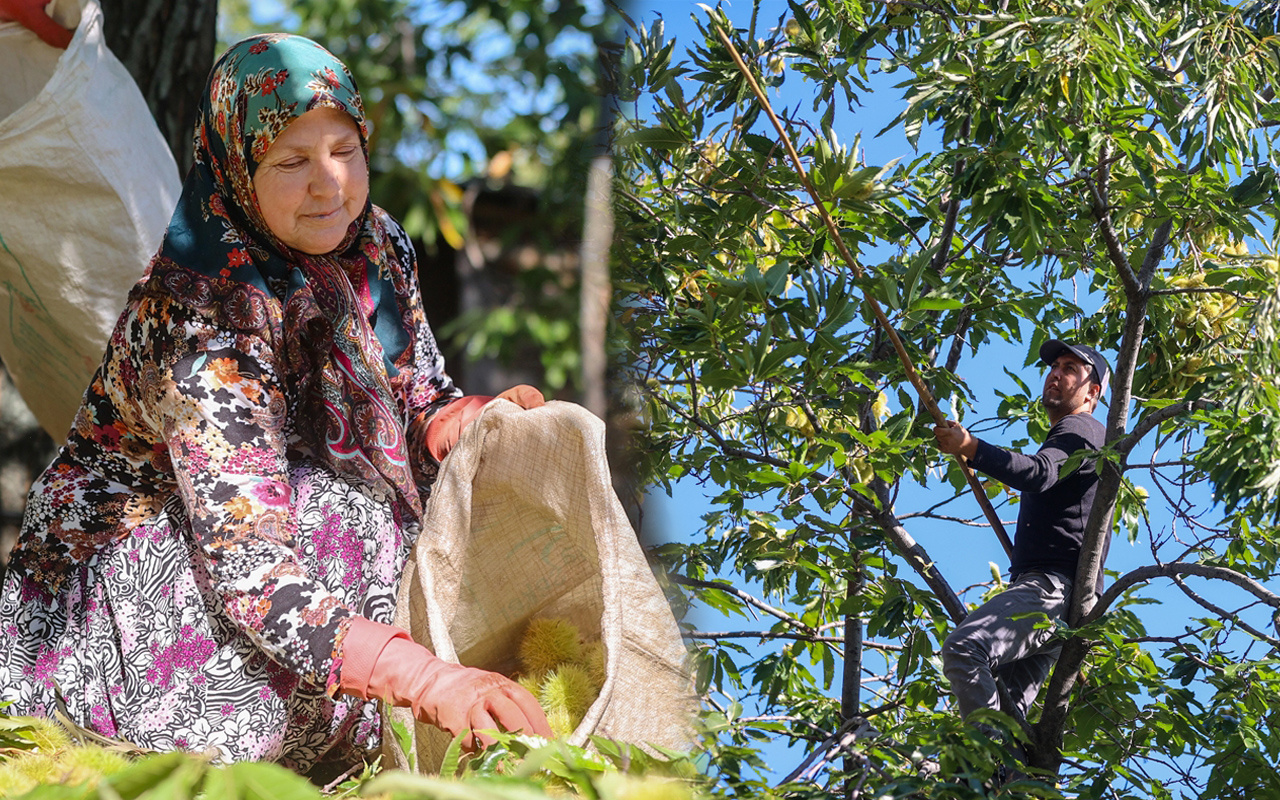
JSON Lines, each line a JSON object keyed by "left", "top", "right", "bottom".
{"left": 0, "top": 1, "right": 217, "bottom": 577}
{"left": 99, "top": 0, "right": 219, "bottom": 175}
{"left": 841, "top": 560, "right": 863, "bottom": 798}
{"left": 1029, "top": 218, "right": 1171, "bottom": 774}
{"left": 579, "top": 153, "right": 612, "bottom": 420}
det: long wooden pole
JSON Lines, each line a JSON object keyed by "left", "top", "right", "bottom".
{"left": 715, "top": 27, "right": 1015, "bottom": 560}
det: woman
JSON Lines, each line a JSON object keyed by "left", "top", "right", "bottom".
{"left": 0, "top": 33, "right": 551, "bottom": 774}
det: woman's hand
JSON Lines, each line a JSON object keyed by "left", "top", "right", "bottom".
{"left": 391, "top": 653, "right": 553, "bottom": 750}
{"left": 340, "top": 617, "right": 553, "bottom": 750}
{"left": 494, "top": 384, "right": 545, "bottom": 410}
{"left": 0, "top": 0, "right": 73, "bottom": 48}
{"left": 424, "top": 385, "right": 546, "bottom": 462}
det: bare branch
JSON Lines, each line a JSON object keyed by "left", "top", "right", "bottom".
{"left": 1089, "top": 143, "right": 1139, "bottom": 293}
{"left": 689, "top": 630, "right": 842, "bottom": 643}
{"left": 1084, "top": 561, "right": 1280, "bottom": 626}
{"left": 688, "top": 630, "right": 905, "bottom": 649}
{"left": 1124, "top": 635, "right": 1196, "bottom": 645}
{"left": 901, "top": 511, "right": 1004, "bottom": 528}
{"left": 1117, "top": 399, "right": 1214, "bottom": 456}
{"left": 781, "top": 719, "right": 875, "bottom": 785}
{"left": 670, "top": 575, "right": 817, "bottom": 635}
{"left": 1137, "top": 219, "right": 1175, "bottom": 288}
{"left": 1150, "top": 285, "right": 1254, "bottom": 300}
{"left": 1171, "top": 575, "right": 1280, "bottom": 648}
{"left": 873, "top": 499, "right": 969, "bottom": 623}
{"left": 777, "top": 702, "right": 903, "bottom": 786}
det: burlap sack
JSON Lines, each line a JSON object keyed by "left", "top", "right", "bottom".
{"left": 386, "top": 400, "right": 696, "bottom": 770}
{"left": 0, "top": 0, "right": 180, "bottom": 439}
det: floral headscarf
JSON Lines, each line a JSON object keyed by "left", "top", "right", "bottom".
{"left": 149, "top": 34, "right": 424, "bottom": 522}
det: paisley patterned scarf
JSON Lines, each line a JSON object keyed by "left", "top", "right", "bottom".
{"left": 149, "top": 34, "right": 424, "bottom": 522}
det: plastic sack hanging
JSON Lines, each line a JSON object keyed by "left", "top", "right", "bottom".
{"left": 0, "top": 0, "right": 180, "bottom": 439}
{"left": 384, "top": 400, "right": 697, "bottom": 770}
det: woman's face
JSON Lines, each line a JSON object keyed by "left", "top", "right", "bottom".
{"left": 252, "top": 107, "right": 369, "bottom": 255}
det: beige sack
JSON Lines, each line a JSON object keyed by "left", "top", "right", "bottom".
{"left": 386, "top": 400, "right": 697, "bottom": 770}
{"left": 0, "top": 0, "right": 180, "bottom": 440}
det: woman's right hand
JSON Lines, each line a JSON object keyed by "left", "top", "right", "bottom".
{"left": 340, "top": 617, "right": 553, "bottom": 750}
{"left": 0, "top": 0, "right": 73, "bottom": 48}
{"left": 384, "top": 647, "right": 554, "bottom": 750}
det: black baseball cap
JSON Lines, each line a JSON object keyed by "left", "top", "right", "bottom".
{"left": 1039, "top": 339, "right": 1110, "bottom": 392}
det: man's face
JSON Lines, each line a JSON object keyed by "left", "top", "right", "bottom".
{"left": 1042, "top": 353, "right": 1098, "bottom": 418}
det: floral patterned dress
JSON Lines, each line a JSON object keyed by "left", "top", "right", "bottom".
{"left": 0, "top": 35, "right": 459, "bottom": 774}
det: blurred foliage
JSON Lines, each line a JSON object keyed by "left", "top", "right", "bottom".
{"left": 0, "top": 711, "right": 707, "bottom": 800}
{"left": 615, "top": 0, "right": 1280, "bottom": 797}
{"left": 218, "top": 0, "right": 620, "bottom": 391}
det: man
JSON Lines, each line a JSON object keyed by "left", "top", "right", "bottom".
{"left": 933, "top": 339, "right": 1110, "bottom": 723}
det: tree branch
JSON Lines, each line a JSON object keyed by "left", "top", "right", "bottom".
{"left": 1150, "top": 285, "right": 1253, "bottom": 299}
{"left": 872, "top": 497, "right": 969, "bottom": 623}
{"left": 842, "top": 557, "right": 865, "bottom": 787}
{"left": 652, "top": 392, "right": 791, "bottom": 470}
{"left": 691, "top": 631, "right": 841, "bottom": 644}
{"left": 928, "top": 143, "right": 966, "bottom": 275}
{"left": 714, "top": 25, "right": 1015, "bottom": 557}
{"left": 777, "top": 703, "right": 903, "bottom": 787}
{"left": 687, "top": 630, "right": 904, "bottom": 649}
{"left": 1171, "top": 575, "right": 1280, "bottom": 648}
{"left": 782, "top": 719, "right": 875, "bottom": 786}
{"left": 1137, "top": 219, "right": 1175, "bottom": 288}
{"left": 652, "top": 389, "right": 971, "bottom": 626}
{"left": 1117, "top": 399, "right": 1214, "bottom": 456}
{"left": 1084, "top": 561, "right": 1280, "bottom": 626}
{"left": 670, "top": 575, "right": 819, "bottom": 636}
{"left": 944, "top": 268, "right": 997, "bottom": 373}
{"left": 1036, "top": 209, "right": 1175, "bottom": 774}
{"left": 1072, "top": 218, "right": 1174, "bottom": 623}
{"left": 1088, "top": 143, "right": 1139, "bottom": 294}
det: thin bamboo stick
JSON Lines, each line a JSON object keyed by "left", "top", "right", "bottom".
{"left": 714, "top": 26, "right": 1014, "bottom": 560}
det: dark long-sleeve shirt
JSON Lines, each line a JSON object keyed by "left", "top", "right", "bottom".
{"left": 968, "top": 411, "right": 1106, "bottom": 587}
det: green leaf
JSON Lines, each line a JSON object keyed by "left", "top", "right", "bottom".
{"left": 390, "top": 714, "right": 417, "bottom": 773}
{"left": 617, "top": 125, "right": 688, "bottom": 150}
{"left": 439, "top": 731, "right": 468, "bottom": 778}
{"left": 200, "top": 762, "right": 321, "bottom": 800}
{"left": 909, "top": 295, "right": 964, "bottom": 312}
{"left": 363, "top": 771, "right": 555, "bottom": 800}
{"left": 11, "top": 782, "right": 98, "bottom": 800}
{"left": 106, "top": 753, "right": 206, "bottom": 800}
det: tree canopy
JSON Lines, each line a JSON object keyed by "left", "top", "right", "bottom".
{"left": 615, "top": 0, "right": 1280, "bottom": 796}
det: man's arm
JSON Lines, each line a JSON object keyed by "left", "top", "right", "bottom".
{"left": 934, "top": 415, "right": 1099, "bottom": 494}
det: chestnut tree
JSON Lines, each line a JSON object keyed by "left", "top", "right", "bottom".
{"left": 616, "top": 1, "right": 1280, "bottom": 797}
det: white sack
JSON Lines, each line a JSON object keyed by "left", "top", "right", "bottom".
{"left": 386, "top": 400, "right": 697, "bottom": 771}
{"left": 0, "top": 0, "right": 179, "bottom": 439}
